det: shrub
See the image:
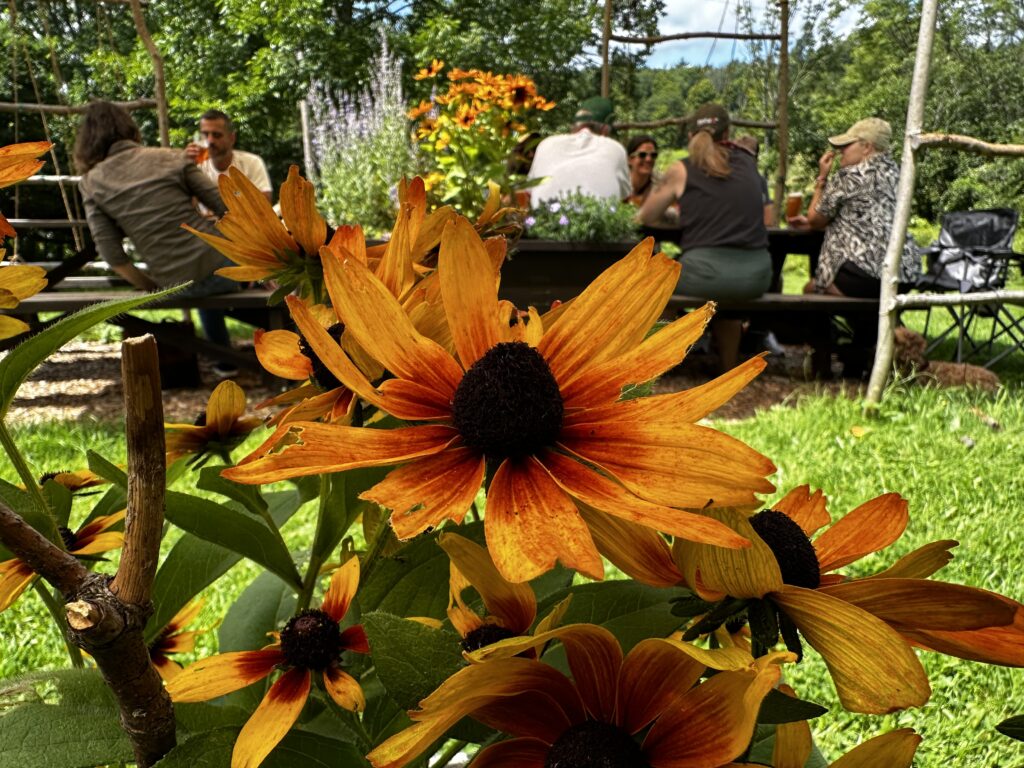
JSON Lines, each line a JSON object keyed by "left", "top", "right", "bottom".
{"left": 522, "top": 192, "right": 640, "bottom": 242}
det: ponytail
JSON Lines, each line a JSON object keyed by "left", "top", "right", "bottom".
{"left": 687, "top": 130, "right": 731, "bottom": 179}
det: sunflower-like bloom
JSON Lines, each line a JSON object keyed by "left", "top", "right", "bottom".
{"left": 148, "top": 598, "right": 207, "bottom": 681}
{"left": 0, "top": 510, "right": 125, "bottom": 612}
{"left": 165, "top": 380, "right": 263, "bottom": 466}
{"left": 224, "top": 218, "right": 775, "bottom": 583}
{"left": 439, "top": 532, "right": 569, "bottom": 653}
{"left": 413, "top": 58, "right": 444, "bottom": 80}
{"left": 30, "top": 468, "right": 108, "bottom": 493}
{"left": 673, "top": 486, "right": 1024, "bottom": 714}
{"left": 368, "top": 623, "right": 793, "bottom": 768}
{"left": 166, "top": 557, "right": 369, "bottom": 768}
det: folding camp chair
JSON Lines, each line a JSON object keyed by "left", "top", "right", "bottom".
{"left": 915, "top": 208, "right": 1024, "bottom": 367}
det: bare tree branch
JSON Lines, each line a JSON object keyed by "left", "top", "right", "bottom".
{"left": 916, "top": 132, "right": 1024, "bottom": 157}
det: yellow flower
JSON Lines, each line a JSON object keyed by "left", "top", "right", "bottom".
{"left": 413, "top": 59, "right": 444, "bottom": 80}
{"left": 368, "top": 623, "right": 793, "bottom": 768}
{"left": 33, "top": 468, "right": 108, "bottom": 493}
{"left": 165, "top": 380, "right": 263, "bottom": 466}
{"left": 406, "top": 99, "right": 434, "bottom": 120}
{"left": 225, "top": 219, "right": 775, "bottom": 584}
{"left": 1, "top": 141, "right": 50, "bottom": 237}
{"left": 674, "top": 486, "right": 1024, "bottom": 714}
{"left": 0, "top": 511, "right": 125, "bottom": 612}
{"left": 149, "top": 598, "right": 208, "bottom": 681}
{"left": 167, "top": 557, "right": 369, "bottom": 768}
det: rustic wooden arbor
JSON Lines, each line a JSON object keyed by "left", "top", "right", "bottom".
{"left": 865, "top": 0, "right": 1024, "bottom": 406}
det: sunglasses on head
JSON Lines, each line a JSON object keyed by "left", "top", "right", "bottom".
{"left": 631, "top": 151, "right": 658, "bottom": 160}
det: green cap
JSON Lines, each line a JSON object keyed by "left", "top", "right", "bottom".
{"left": 572, "top": 96, "right": 615, "bottom": 126}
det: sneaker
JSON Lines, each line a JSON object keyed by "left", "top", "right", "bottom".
{"left": 211, "top": 361, "right": 240, "bottom": 379}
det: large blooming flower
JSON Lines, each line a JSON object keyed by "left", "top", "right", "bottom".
{"left": 0, "top": 510, "right": 125, "bottom": 612}
{"left": 368, "top": 623, "right": 793, "bottom": 768}
{"left": 165, "top": 380, "right": 263, "bottom": 466}
{"left": 224, "top": 217, "right": 775, "bottom": 583}
{"left": 166, "top": 557, "right": 369, "bottom": 768}
{"left": 672, "top": 486, "right": 1024, "bottom": 714}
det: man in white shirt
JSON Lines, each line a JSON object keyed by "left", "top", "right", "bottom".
{"left": 186, "top": 109, "right": 273, "bottom": 202}
{"left": 527, "top": 96, "right": 631, "bottom": 205}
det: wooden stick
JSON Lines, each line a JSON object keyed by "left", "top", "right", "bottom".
{"left": 610, "top": 31, "right": 781, "bottom": 43}
{"left": 0, "top": 99, "right": 157, "bottom": 115}
{"left": 127, "top": 0, "right": 170, "bottom": 147}
{"left": 0, "top": 502, "right": 88, "bottom": 596}
{"left": 615, "top": 116, "right": 777, "bottom": 130}
{"left": 915, "top": 132, "right": 1024, "bottom": 157}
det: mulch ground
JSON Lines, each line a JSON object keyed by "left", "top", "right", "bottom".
{"left": 7, "top": 339, "right": 857, "bottom": 426}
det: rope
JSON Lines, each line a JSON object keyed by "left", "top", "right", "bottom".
{"left": 704, "top": 0, "right": 731, "bottom": 69}
{"left": 7, "top": 1, "right": 21, "bottom": 258}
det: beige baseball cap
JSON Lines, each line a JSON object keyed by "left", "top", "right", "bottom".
{"left": 828, "top": 117, "right": 892, "bottom": 151}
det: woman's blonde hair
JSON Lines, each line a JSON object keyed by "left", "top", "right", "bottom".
{"left": 687, "top": 102, "right": 731, "bottom": 179}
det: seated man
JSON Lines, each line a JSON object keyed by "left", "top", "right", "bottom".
{"left": 787, "top": 117, "right": 920, "bottom": 377}
{"left": 187, "top": 109, "right": 272, "bottom": 202}
{"left": 527, "top": 96, "right": 631, "bottom": 206}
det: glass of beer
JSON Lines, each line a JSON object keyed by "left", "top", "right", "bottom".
{"left": 785, "top": 192, "right": 803, "bottom": 219}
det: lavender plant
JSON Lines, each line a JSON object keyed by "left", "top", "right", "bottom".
{"left": 523, "top": 192, "right": 640, "bottom": 242}
{"left": 306, "top": 35, "right": 419, "bottom": 237}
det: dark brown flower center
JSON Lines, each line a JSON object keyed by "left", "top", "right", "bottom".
{"left": 39, "top": 470, "right": 70, "bottom": 484}
{"left": 193, "top": 410, "right": 207, "bottom": 427}
{"left": 545, "top": 721, "right": 649, "bottom": 768}
{"left": 461, "top": 623, "right": 516, "bottom": 653}
{"left": 58, "top": 526, "right": 77, "bottom": 550}
{"left": 280, "top": 609, "right": 342, "bottom": 670}
{"left": 451, "top": 341, "right": 563, "bottom": 461}
{"left": 298, "top": 322, "right": 346, "bottom": 391}
{"left": 748, "top": 509, "right": 821, "bottom": 589}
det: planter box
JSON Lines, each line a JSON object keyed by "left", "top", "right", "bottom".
{"left": 498, "top": 239, "right": 639, "bottom": 309}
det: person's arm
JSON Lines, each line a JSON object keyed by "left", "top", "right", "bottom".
{"left": 184, "top": 163, "right": 228, "bottom": 218}
{"left": 111, "top": 262, "right": 159, "bottom": 291}
{"left": 638, "top": 161, "right": 686, "bottom": 226}
{"left": 798, "top": 150, "right": 837, "bottom": 230}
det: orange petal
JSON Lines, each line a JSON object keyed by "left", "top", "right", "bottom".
{"left": 577, "top": 504, "right": 682, "bottom": 588}
{"left": 771, "top": 485, "right": 831, "bottom": 537}
{"left": 72, "top": 531, "right": 124, "bottom": 556}
{"left": 0, "top": 315, "right": 31, "bottom": 341}
{"left": 867, "top": 539, "right": 958, "bottom": 580}
{"left": 539, "top": 449, "right": 751, "bottom": 550}
{"left": 642, "top": 654, "right": 786, "bottom": 767}
{"left": 151, "top": 654, "right": 184, "bottom": 682}
{"left": 207, "top": 380, "right": 246, "bottom": 436}
{"left": 470, "top": 738, "right": 549, "bottom": 768}
{"left": 557, "top": 624, "right": 622, "bottom": 724}
{"left": 671, "top": 508, "right": 783, "bottom": 599}
{"left": 377, "top": 378, "right": 453, "bottom": 420}
{"left": 830, "top": 729, "right": 921, "bottom": 768}
{"left": 813, "top": 493, "right": 908, "bottom": 573}
{"left": 276, "top": 387, "right": 352, "bottom": 426}
{"left": 255, "top": 329, "right": 312, "bottom": 380}
{"left": 376, "top": 184, "right": 423, "bottom": 299}
{"left": 278, "top": 166, "right": 327, "bottom": 257}
{"left": 617, "top": 637, "right": 706, "bottom": 733}
{"left": 413, "top": 205, "right": 455, "bottom": 259}
{"left": 221, "top": 167, "right": 298, "bottom": 257}
{"left": 0, "top": 559, "right": 34, "bottom": 612}
{"left": 362, "top": 446, "right": 484, "bottom": 540}
{"left": 322, "top": 249, "right": 463, "bottom": 399}
{"left": 157, "top": 630, "right": 201, "bottom": 655}
{"left": 439, "top": 532, "right": 536, "bottom": 635}
{"left": 326, "top": 224, "right": 368, "bottom": 265}
{"left": 321, "top": 556, "right": 359, "bottom": 622}
{"left": 223, "top": 422, "right": 457, "bottom": 483}
{"left": 215, "top": 264, "right": 275, "bottom": 282}
{"left": 771, "top": 585, "right": 930, "bottom": 714}
{"left": 163, "top": 598, "right": 206, "bottom": 635}
{"left": 897, "top": 609, "right": 1024, "bottom": 666}
{"left": 820, "top": 578, "right": 1016, "bottom": 630}
{"left": 165, "top": 649, "right": 283, "bottom": 702}
{"left": 340, "top": 624, "right": 370, "bottom": 653}
{"left": 558, "top": 304, "right": 713, "bottom": 409}
{"left": 537, "top": 240, "right": 678, "bottom": 384}
{"left": 559, "top": 419, "right": 776, "bottom": 509}
{"left": 486, "top": 457, "right": 603, "bottom": 583}
{"left": 232, "top": 667, "right": 310, "bottom": 768}
{"left": 323, "top": 666, "right": 365, "bottom": 712}
{"left": 438, "top": 216, "right": 502, "bottom": 369}
{"left": 0, "top": 264, "right": 47, "bottom": 300}
{"left": 75, "top": 509, "right": 126, "bottom": 540}
{"left": 0, "top": 155, "right": 46, "bottom": 188}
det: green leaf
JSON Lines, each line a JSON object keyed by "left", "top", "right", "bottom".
{"left": 197, "top": 466, "right": 269, "bottom": 518}
{"left": 362, "top": 612, "right": 464, "bottom": 710}
{"left": 40, "top": 480, "right": 73, "bottom": 527}
{"left": 758, "top": 688, "right": 828, "bottom": 725}
{"left": 0, "top": 669, "right": 132, "bottom": 768}
{"left": 86, "top": 451, "right": 127, "bottom": 486}
{"left": 358, "top": 531, "right": 453, "bottom": 620}
{"left": 175, "top": 702, "right": 250, "bottom": 735}
{"left": 0, "top": 286, "right": 184, "bottom": 418}
{"left": 360, "top": 676, "right": 411, "bottom": 746}
{"left": 153, "top": 727, "right": 368, "bottom": 768}
{"left": 146, "top": 489, "right": 307, "bottom": 643}
{"left": 163, "top": 490, "right": 302, "bottom": 590}
{"left": 998, "top": 714, "right": 1024, "bottom": 742}
{"left": 219, "top": 570, "right": 297, "bottom": 653}
{"left": 745, "top": 723, "right": 828, "bottom": 767}
{"left": 0, "top": 479, "right": 59, "bottom": 548}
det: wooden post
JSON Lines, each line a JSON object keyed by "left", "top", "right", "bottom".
{"left": 772, "top": 0, "right": 790, "bottom": 227}
{"left": 128, "top": 0, "right": 170, "bottom": 147}
{"left": 865, "top": 0, "right": 938, "bottom": 408}
{"left": 299, "top": 99, "right": 317, "bottom": 185}
{"left": 601, "top": 0, "right": 613, "bottom": 98}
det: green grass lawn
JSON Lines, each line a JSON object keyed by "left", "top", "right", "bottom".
{"left": 1, "top": 386, "right": 1022, "bottom": 766}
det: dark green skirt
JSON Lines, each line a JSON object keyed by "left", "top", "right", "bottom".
{"left": 677, "top": 246, "right": 772, "bottom": 300}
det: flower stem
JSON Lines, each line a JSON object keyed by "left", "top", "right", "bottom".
{"left": 33, "top": 580, "right": 84, "bottom": 668}
{"left": 359, "top": 513, "right": 394, "bottom": 586}
{"left": 296, "top": 474, "right": 331, "bottom": 612}
{"left": 0, "top": 422, "right": 53, "bottom": 525}
{"left": 431, "top": 740, "right": 468, "bottom": 768}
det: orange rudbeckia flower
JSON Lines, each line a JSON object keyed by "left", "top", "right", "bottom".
{"left": 673, "top": 486, "right": 1024, "bottom": 714}
{"left": 368, "top": 623, "right": 793, "bottom": 768}
{"left": 1, "top": 140, "right": 51, "bottom": 237}
{"left": 165, "top": 380, "right": 263, "bottom": 466}
{"left": 224, "top": 217, "right": 775, "bottom": 583}
{"left": 166, "top": 557, "right": 369, "bottom": 768}
{"left": 0, "top": 510, "right": 125, "bottom": 612}
{"left": 149, "top": 598, "right": 208, "bottom": 681}
{"left": 413, "top": 58, "right": 444, "bottom": 80}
